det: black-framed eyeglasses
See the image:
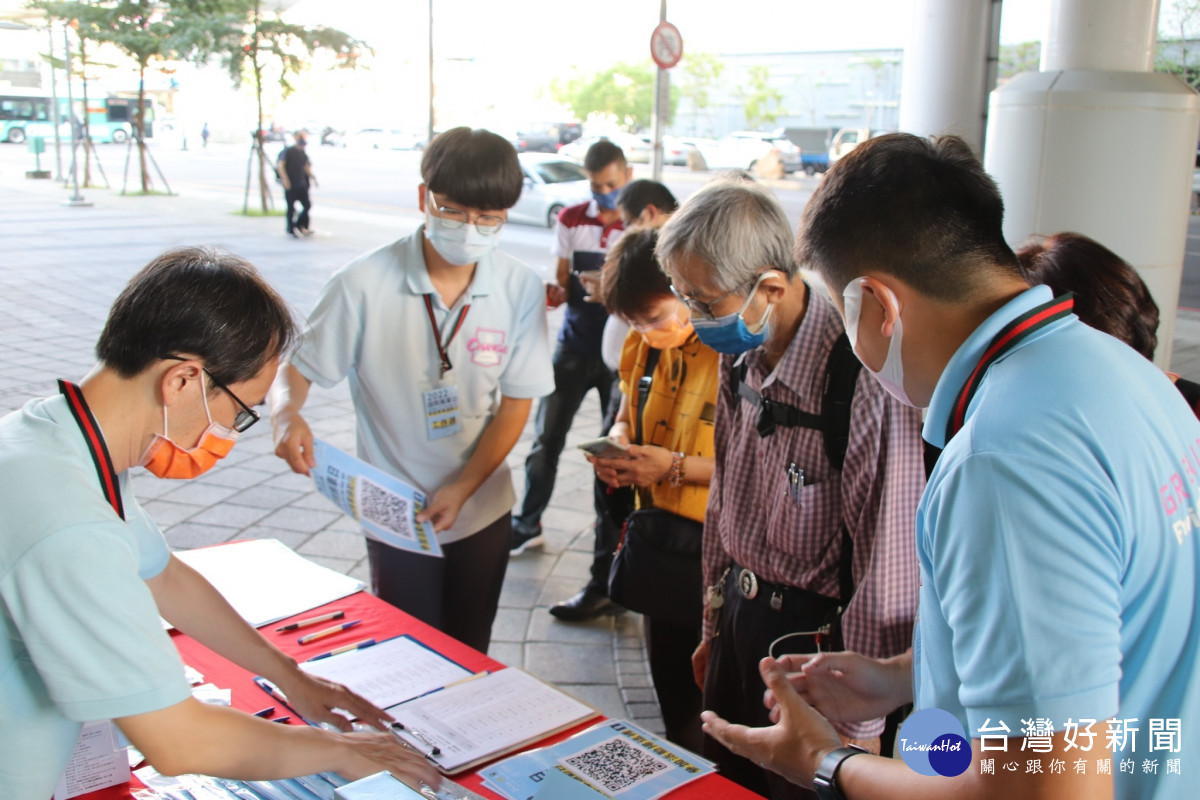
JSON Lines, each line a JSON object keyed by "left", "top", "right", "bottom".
{"left": 429, "top": 191, "right": 506, "bottom": 236}
{"left": 163, "top": 355, "right": 261, "bottom": 433}
{"left": 669, "top": 278, "right": 754, "bottom": 321}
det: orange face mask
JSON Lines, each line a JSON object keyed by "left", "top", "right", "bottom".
{"left": 636, "top": 310, "right": 694, "bottom": 351}
{"left": 140, "top": 376, "right": 239, "bottom": 479}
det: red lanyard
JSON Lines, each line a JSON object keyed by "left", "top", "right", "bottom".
{"left": 58, "top": 380, "right": 125, "bottom": 520}
{"left": 945, "top": 294, "right": 1074, "bottom": 442}
{"left": 424, "top": 295, "right": 471, "bottom": 378}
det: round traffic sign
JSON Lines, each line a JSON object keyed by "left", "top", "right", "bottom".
{"left": 650, "top": 21, "right": 683, "bottom": 70}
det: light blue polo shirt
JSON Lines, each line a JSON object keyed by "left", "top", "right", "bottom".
{"left": 915, "top": 286, "right": 1200, "bottom": 797}
{"left": 292, "top": 228, "right": 555, "bottom": 544}
{"left": 0, "top": 395, "right": 191, "bottom": 800}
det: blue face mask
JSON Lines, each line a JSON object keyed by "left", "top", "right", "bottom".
{"left": 690, "top": 276, "right": 775, "bottom": 355}
{"left": 592, "top": 188, "right": 621, "bottom": 210}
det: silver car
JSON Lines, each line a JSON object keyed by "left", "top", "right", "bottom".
{"left": 508, "top": 153, "right": 593, "bottom": 228}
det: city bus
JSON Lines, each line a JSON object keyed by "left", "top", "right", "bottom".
{"left": 0, "top": 89, "right": 155, "bottom": 144}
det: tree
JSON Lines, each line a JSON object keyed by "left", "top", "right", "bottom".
{"left": 548, "top": 60, "right": 676, "bottom": 132}
{"left": 214, "top": 0, "right": 365, "bottom": 213}
{"left": 677, "top": 51, "right": 723, "bottom": 135}
{"left": 998, "top": 41, "right": 1041, "bottom": 84}
{"left": 1157, "top": 0, "right": 1200, "bottom": 89}
{"left": 37, "top": 0, "right": 230, "bottom": 193}
{"left": 739, "top": 65, "right": 784, "bottom": 130}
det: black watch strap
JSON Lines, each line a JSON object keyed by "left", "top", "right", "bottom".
{"left": 812, "top": 745, "right": 869, "bottom": 800}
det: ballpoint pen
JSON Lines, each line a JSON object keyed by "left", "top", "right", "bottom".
{"left": 275, "top": 610, "right": 346, "bottom": 633}
{"left": 307, "top": 638, "right": 377, "bottom": 661}
{"left": 298, "top": 619, "right": 362, "bottom": 645}
{"left": 252, "top": 706, "right": 275, "bottom": 718}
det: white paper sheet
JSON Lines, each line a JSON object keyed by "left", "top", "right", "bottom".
{"left": 53, "top": 721, "right": 130, "bottom": 800}
{"left": 175, "top": 538, "right": 364, "bottom": 628}
{"left": 300, "top": 634, "right": 472, "bottom": 710}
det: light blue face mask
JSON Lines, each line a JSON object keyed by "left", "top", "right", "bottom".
{"left": 690, "top": 274, "right": 775, "bottom": 355}
{"left": 592, "top": 188, "right": 621, "bottom": 210}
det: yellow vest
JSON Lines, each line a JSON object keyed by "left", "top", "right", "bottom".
{"left": 618, "top": 330, "right": 720, "bottom": 523}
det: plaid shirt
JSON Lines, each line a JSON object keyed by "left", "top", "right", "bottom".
{"left": 704, "top": 289, "right": 924, "bottom": 734}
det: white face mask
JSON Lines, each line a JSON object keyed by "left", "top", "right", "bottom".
{"left": 424, "top": 207, "right": 500, "bottom": 266}
{"left": 842, "top": 279, "right": 921, "bottom": 408}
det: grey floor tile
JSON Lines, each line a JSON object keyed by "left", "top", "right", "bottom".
{"left": 164, "top": 522, "right": 239, "bottom": 550}
{"left": 298, "top": 531, "right": 368, "bottom": 560}
{"left": 256, "top": 506, "right": 341, "bottom": 534}
{"left": 524, "top": 642, "right": 615, "bottom": 685}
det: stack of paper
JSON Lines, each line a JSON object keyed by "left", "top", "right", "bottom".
{"left": 174, "top": 538, "right": 364, "bottom": 628}
{"left": 299, "top": 634, "right": 472, "bottom": 709}
{"left": 480, "top": 719, "right": 716, "bottom": 800}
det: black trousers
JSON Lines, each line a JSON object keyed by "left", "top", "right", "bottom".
{"left": 284, "top": 186, "right": 311, "bottom": 233}
{"left": 702, "top": 570, "right": 842, "bottom": 800}
{"left": 586, "top": 379, "right": 628, "bottom": 595}
{"left": 366, "top": 513, "right": 511, "bottom": 653}
{"left": 644, "top": 615, "right": 704, "bottom": 753}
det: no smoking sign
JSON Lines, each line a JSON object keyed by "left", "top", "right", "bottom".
{"left": 650, "top": 21, "right": 683, "bottom": 70}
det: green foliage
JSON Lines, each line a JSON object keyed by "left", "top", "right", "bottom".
{"left": 999, "top": 42, "right": 1041, "bottom": 82}
{"left": 548, "top": 60, "right": 676, "bottom": 131}
{"left": 739, "top": 65, "right": 784, "bottom": 130}
{"left": 678, "top": 51, "right": 724, "bottom": 114}
{"left": 1157, "top": 0, "right": 1200, "bottom": 89}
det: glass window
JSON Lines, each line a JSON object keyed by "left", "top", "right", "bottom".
{"left": 535, "top": 161, "right": 587, "bottom": 184}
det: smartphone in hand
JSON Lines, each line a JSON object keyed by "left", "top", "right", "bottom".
{"left": 577, "top": 436, "right": 632, "bottom": 459}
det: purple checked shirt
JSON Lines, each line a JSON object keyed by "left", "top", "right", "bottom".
{"left": 703, "top": 288, "right": 924, "bottom": 711}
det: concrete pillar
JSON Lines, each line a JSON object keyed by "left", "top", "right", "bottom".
{"left": 985, "top": 0, "right": 1198, "bottom": 369}
{"left": 900, "top": 0, "right": 996, "bottom": 152}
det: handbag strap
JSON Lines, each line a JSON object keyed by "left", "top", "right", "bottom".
{"left": 635, "top": 347, "right": 662, "bottom": 445}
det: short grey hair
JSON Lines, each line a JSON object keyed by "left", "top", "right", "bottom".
{"left": 656, "top": 179, "right": 797, "bottom": 293}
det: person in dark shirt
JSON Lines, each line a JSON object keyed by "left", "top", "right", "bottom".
{"left": 277, "top": 132, "right": 318, "bottom": 238}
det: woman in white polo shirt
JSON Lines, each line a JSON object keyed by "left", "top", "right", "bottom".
{"left": 270, "top": 128, "right": 554, "bottom": 652}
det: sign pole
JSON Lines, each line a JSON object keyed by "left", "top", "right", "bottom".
{"left": 649, "top": 13, "right": 683, "bottom": 184}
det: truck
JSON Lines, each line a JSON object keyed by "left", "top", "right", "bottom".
{"left": 773, "top": 126, "right": 837, "bottom": 175}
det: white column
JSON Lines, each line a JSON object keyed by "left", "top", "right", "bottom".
{"left": 985, "top": 0, "right": 1197, "bottom": 369}
{"left": 899, "top": 0, "right": 995, "bottom": 152}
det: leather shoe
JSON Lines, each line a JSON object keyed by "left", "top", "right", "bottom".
{"left": 549, "top": 587, "right": 623, "bottom": 622}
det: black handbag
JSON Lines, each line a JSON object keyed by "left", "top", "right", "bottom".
{"left": 608, "top": 507, "right": 703, "bottom": 627}
{"left": 606, "top": 347, "right": 704, "bottom": 628}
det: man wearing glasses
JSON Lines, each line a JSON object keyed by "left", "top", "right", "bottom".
{"left": 655, "top": 180, "right": 925, "bottom": 799}
{"left": 0, "top": 247, "right": 440, "bottom": 799}
{"left": 270, "top": 128, "right": 553, "bottom": 653}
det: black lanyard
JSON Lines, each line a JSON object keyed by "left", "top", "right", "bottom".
{"left": 58, "top": 379, "right": 125, "bottom": 520}
{"left": 423, "top": 295, "right": 471, "bottom": 378}
{"left": 945, "top": 293, "right": 1075, "bottom": 443}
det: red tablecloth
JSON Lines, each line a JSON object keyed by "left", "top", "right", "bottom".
{"left": 86, "top": 590, "right": 760, "bottom": 799}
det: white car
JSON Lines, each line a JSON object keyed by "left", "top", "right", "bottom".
{"left": 559, "top": 134, "right": 652, "bottom": 164}
{"left": 340, "top": 128, "right": 423, "bottom": 151}
{"left": 508, "top": 153, "right": 593, "bottom": 228}
{"left": 693, "top": 131, "right": 802, "bottom": 173}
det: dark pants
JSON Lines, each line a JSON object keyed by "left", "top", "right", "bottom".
{"left": 285, "top": 186, "right": 311, "bottom": 233}
{"left": 515, "top": 345, "right": 616, "bottom": 550}
{"left": 366, "top": 513, "right": 511, "bottom": 653}
{"left": 645, "top": 615, "right": 704, "bottom": 753}
{"left": 703, "top": 570, "right": 842, "bottom": 800}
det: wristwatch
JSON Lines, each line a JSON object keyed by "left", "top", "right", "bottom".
{"left": 812, "top": 745, "right": 869, "bottom": 800}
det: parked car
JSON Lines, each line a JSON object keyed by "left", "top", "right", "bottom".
{"left": 508, "top": 153, "right": 593, "bottom": 228}
{"left": 773, "top": 126, "right": 838, "bottom": 174}
{"left": 712, "top": 131, "right": 802, "bottom": 173}
{"left": 340, "top": 128, "right": 423, "bottom": 151}
{"left": 559, "top": 133, "right": 652, "bottom": 164}
{"left": 510, "top": 122, "right": 583, "bottom": 153}
{"left": 827, "top": 127, "right": 892, "bottom": 165}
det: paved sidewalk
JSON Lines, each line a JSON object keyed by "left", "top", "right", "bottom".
{"left": 0, "top": 172, "right": 664, "bottom": 733}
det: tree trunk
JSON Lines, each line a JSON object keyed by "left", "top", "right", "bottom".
{"left": 80, "top": 38, "right": 92, "bottom": 188}
{"left": 137, "top": 63, "right": 149, "bottom": 193}
{"left": 253, "top": 1, "right": 271, "bottom": 213}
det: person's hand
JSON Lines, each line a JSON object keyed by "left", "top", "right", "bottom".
{"left": 702, "top": 657, "right": 844, "bottom": 789}
{"left": 767, "top": 651, "right": 909, "bottom": 725}
{"left": 545, "top": 282, "right": 567, "bottom": 308}
{"left": 691, "top": 639, "right": 710, "bottom": 690}
{"left": 273, "top": 670, "right": 393, "bottom": 732}
{"left": 332, "top": 730, "right": 442, "bottom": 791}
{"left": 594, "top": 444, "right": 673, "bottom": 488}
{"left": 415, "top": 481, "right": 470, "bottom": 532}
{"left": 272, "top": 413, "right": 316, "bottom": 475}
{"left": 577, "top": 271, "right": 602, "bottom": 302}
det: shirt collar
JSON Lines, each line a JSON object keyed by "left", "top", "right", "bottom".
{"left": 924, "top": 284, "right": 1054, "bottom": 448}
{"left": 402, "top": 224, "right": 495, "bottom": 302}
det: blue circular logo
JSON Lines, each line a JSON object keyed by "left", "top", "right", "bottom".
{"left": 897, "top": 708, "right": 972, "bottom": 777}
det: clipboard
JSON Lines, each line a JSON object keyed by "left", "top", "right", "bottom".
{"left": 386, "top": 668, "right": 600, "bottom": 775}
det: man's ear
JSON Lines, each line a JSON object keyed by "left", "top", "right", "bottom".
{"left": 159, "top": 359, "right": 203, "bottom": 409}
{"left": 858, "top": 276, "right": 902, "bottom": 337}
{"left": 417, "top": 183, "right": 428, "bottom": 213}
{"left": 758, "top": 269, "right": 791, "bottom": 305}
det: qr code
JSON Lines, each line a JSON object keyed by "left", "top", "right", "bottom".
{"left": 561, "top": 737, "right": 670, "bottom": 794}
{"left": 357, "top": 477, "right": 415, "bottom": 540}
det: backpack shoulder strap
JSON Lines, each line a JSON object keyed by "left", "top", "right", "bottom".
{"left": 819, "top": 333, "right": 862, "bottom": 471}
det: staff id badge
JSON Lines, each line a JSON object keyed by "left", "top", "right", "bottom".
{"left": 423, "top": 383, "right": 462, "bottom": 440}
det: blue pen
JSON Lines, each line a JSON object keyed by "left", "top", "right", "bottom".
{"left": 253, "top": 676, "right": 302, "bottom": 720}
{"left": 307, "top": 638, "right": 377, "bottom": 661}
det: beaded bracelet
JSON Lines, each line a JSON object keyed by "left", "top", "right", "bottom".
{"left": 668, "top": 451, "right": 686, "bottom": 487}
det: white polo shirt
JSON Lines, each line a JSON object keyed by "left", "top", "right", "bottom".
{"left": 292, "top": 228, "right": 555, "bottom": 544}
